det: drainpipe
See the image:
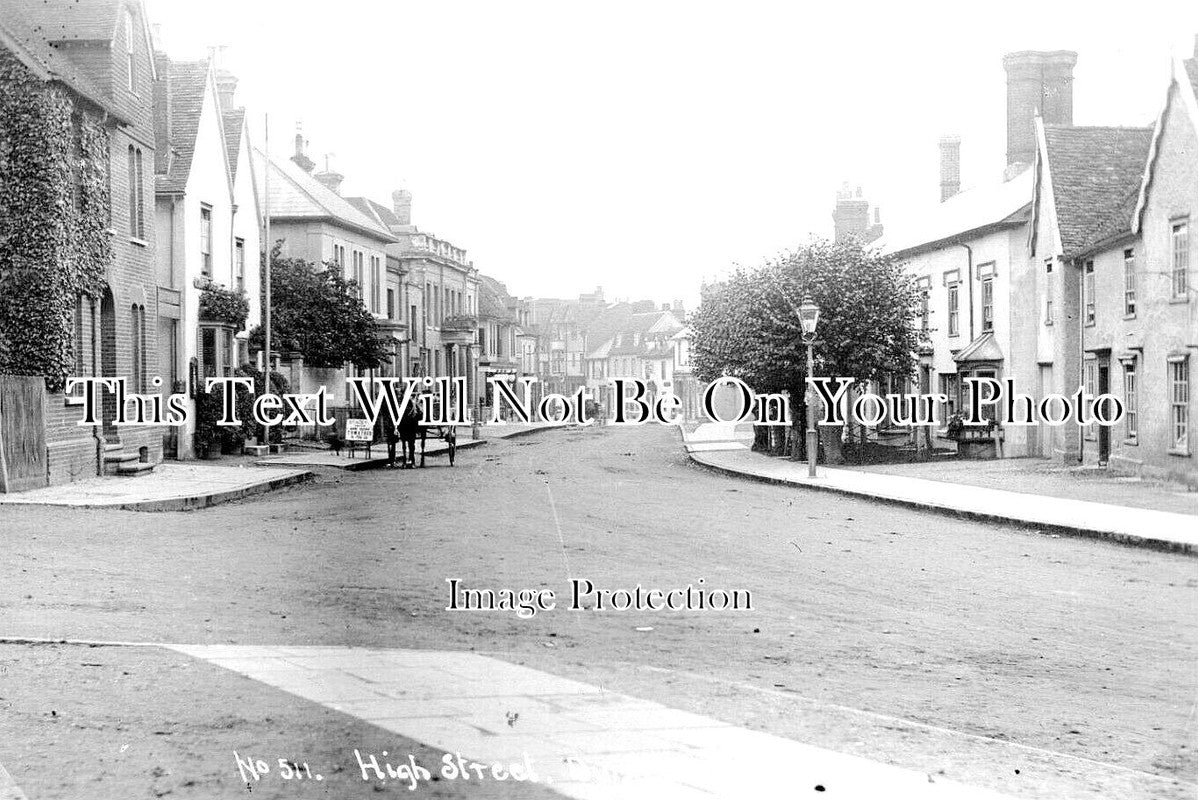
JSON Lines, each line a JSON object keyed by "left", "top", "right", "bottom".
{"left": 1076, "top": 258, "right": 1085, "bottom": 464}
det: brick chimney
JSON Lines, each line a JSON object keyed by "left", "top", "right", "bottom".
{"left": 1003, "top": 50, "right": 1077, "bottom": 167}
{"left": 939, "top": 136, "right": 961, "bottom": 202}
{"left": 313, "top": 155, "right": 343, "bottom": 194}
{"left": 291, "top": 123, "right": 315, "bottom": 173}
{"left": 392, "top": 189, "right": 412, "bottom": 225}
{"left": 832, "top": 183, "right": 870, "bottom": 243}
{"left": 215, "top": 70, "right": 238, "bottom": 112}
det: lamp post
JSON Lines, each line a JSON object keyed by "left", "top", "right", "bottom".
{"left": 797, "top": 295, "right": 820, "bottom": 478}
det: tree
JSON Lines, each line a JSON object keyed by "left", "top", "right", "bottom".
{"left": 690, "top": 238, "right": 925, "bottom": 462}
{"left": 251, "top": 245, "right": 388, "bottom": 370}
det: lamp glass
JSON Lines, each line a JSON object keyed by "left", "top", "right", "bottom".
{"left": 798, "top": 297, "right": 820, "bottom": 336}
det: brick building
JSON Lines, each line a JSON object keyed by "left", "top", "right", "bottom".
{"left": 2, "top": 0, "right": 163, "bottom": 487}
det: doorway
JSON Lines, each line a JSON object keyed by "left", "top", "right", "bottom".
{"left": 1097, "top": 360, "right": 1110, "bottom": 464}
{"left": 99, "top": 287, "right": 117, "bottom": 442}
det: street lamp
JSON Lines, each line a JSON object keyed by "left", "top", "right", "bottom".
{"left": 798, "top": 295, "right": 820, "bottom": 477}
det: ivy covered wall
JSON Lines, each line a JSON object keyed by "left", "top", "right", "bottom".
{"left": 0, "top": 49, "right": 112, "bottom": 392}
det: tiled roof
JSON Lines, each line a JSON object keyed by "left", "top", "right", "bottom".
{"left": 883, "top": 169, "right": 1032, "bottom": 256}
{"left": 1043, "top": 125, "right": 1153, "bottom": 257}
{"left": 156, "top": 59, "right": 209, "bottom": 194}
{"left": 344, "top": 197, "right": 403, "bottom": 230}
{"left": 0, "top": 5, "right": 124, "bottom": 121}
{"left": 223, "top": 109, "right": 246, "bottom": 181}
{"left": 1076, "top": 188, "right": 1140, "bottom": 256}
{"left": 478, "top": 275, "right": 515, "bottom": 321}
{"left": 252, "top": 149, "right": 397, "bottom": 242}
{"left": 584, "top": 307, "right": 682, "bottom": 358}
{"left": 9, "top": 0, "right": 121, "bottom": 43}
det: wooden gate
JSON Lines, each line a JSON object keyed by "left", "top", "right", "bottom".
{"left": 0, "top": 376, "right": 48, "bottom": 493}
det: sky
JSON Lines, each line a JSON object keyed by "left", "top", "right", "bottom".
{"left": 145, "top": 0, "right": 1198, "bottom": 307}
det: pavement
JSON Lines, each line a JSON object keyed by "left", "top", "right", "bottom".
{"left": 256, "top": 423, "right": 550, "bottom": 471}
{"left": 0, "top": 763, "right": 26, "bottom": 800}
{"left": 3, "top": 639, "right": 1012, "bottom": 799}
{"left": 683, "top": 423, "right": 1198, "bottom": 554}
{"left": 0, "top": 463, "right": 312, "bottom": 512}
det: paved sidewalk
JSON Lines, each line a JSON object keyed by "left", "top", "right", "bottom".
{"left": 683, "top": 424, "right": 1198, "bottom": 553}
{"left": 172, "top": 644, "right": 1012, "bottom": 799}
{"left": 0, "top": 463, "right": 312, "bottom": 512}
{"left": 0, "top": 764, "right": 27, "bottom": 800}
{"left": 854, "top": 458, "right": 1198, "bottom": 516}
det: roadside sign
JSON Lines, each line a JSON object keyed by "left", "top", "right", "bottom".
{"left": 345, "top": 419, "right": 373, "bottom": 442}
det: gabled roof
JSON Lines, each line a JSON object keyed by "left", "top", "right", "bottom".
{"left": 222, "top": 109, "right": 246, "bottom": 181}
{"left": 1132, "top": 57, "right": 1198, "bottom": 238}
{"left": 1076, "top": 188, "right": 1140, "bottom": 256}
{"left": 884, "top": 169, "right": 1033, "bottom": 257}
{"left": 0, "top": 6, "right": 128, "bottom": 123}
{"left": 1040, "top": 124, "right": 1153, "bottom": 257}
{"left": 156, "top": 59, "right": 212, "bottom": 194}
{"left": 585, "top": 308, "right": 682, "bottom": 358}
{"left": 953, "top": 332, "right": 1004, "bottom": 364}
{"left": 11, "top": 0, "right": 157, "bottom": 79}
{"left": 252, "top": 150, "right": 397, "bottom": 243}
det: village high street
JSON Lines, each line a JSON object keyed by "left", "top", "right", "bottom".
{"left": 0, "top": 426, "right": 1194, "bottom": 800}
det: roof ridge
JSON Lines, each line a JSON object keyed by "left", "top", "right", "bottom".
{"left": 1044, "top": 123, "right": 1153, "bottom": 132}
{"left": 257, "top": 151, "right": 395, "bottom": 241}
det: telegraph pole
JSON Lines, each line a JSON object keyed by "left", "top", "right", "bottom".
{"left": 261, "top": 114, "right": 273, "bottom": 450}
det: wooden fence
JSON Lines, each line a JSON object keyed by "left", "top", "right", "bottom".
{"left": 0, "top": 376, "right": 47, "bottom": 493}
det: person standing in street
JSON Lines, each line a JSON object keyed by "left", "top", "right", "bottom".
{"left": 399, "top": 400, "right": 421, "bottom": 469}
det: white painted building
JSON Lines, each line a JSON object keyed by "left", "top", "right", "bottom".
{"left": 153, "top": 56, "right": 261, "bottom": 458}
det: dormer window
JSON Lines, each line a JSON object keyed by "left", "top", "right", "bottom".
{"left": 124, "top": 10, "right": 135, "bottom": 93}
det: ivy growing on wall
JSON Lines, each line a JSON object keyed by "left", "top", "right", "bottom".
{"left": 198, "top": 285, "right": 250, "bottom": 331}
{"left": 0, "top": 50, "right": 112, "bottom": 392}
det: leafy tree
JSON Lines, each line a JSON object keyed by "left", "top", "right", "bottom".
{"left": 691, "top": 238, "right": 925, "bottom": 461}
{"left": 250, "top": 244, "right": 388, "bottom": 370}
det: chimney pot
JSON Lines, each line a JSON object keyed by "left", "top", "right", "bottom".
{"left": 215, "top": 70, "right": 238, "bottom": 112}
{"left": 939, "top": 135, "right": 961, "bottom": 202}
{"left": 290, "top": 125, "right": 315, "bottom": 173}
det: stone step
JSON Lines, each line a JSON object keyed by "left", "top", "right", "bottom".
{"left": 103, "top": 442, "right": 124, "bottom": 452}
{"left": 103, "top": 450, "right": 141, "bottom": 464}
{"left": 116, "top": 461, "right": 155, "bottom": 476}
